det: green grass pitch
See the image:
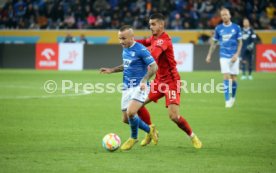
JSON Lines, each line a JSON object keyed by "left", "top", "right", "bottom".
{"left": 0, "top": 70, "right": 275, "bottom": 173}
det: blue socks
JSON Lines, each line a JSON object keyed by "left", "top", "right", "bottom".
{"left": 128, "top": 115, "right": 139, "bottom": 139}
{"left": 223, "top": 79, "right": 237, "bottom": 101}
{"left": 138, "top": 116, "right": 150, "bottom": 133}
{"left": 232, "top": 80, "right": 237, "bottom": 98}
{"left": 128, "top": 115, "right": 150, "bottom": 139}
{"left": 223, "top": 79, "right": 230, "bottom": 101}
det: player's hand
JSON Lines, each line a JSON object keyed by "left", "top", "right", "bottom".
{"left": 231, "top": 54, "right": 239, "bottom": 63}
{"left": 206, "top": 55, "right": 211, "bottom": 63}
{"left": 100, "top": 68, "right": 113, "bottom": 74}
{"left": 140, "top": 82, "right": 147, "bottom": 91}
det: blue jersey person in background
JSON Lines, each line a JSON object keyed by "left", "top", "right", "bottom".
{"left": 206, "top": 8, "right": 243, "bottom": 108}
{"left": 100, "top": 25, "right": 158, "bottom": 151}
{"left": 241, "top": 18, "right": 257, "bottom": 80}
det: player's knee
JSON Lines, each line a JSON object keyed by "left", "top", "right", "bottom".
{"left": 223, "top": 74, "right": 230, "bottom": 80}
{"left": 122, "top": 117, "right": 128, "bottom": 124}
{"left": 126, "top": 109, "right": 136, "bottom": 118}
{"left": 168, "top": 110, "right": 178, "bottom": 123}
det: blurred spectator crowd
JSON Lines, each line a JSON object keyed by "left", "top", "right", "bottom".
{"left": 0, "top": 0, "right": 275, "bottom": 30}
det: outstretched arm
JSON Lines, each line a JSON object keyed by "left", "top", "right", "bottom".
{"left": 206, "top": 39, "right": 218, "bottom": 63}
{"left": 136, "top": 38, "right": 151, "bottom": 47}
{"left": 100, "top": 64, "right": 124, "bottom": 74}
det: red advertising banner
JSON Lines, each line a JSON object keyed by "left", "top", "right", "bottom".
{"left": 256, "top": 44, "right": 276, "bottom": 72}
{"left": 36, "top": 43, "right": 59, "bottom": 70}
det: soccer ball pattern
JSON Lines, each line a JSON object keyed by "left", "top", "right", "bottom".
{"left": 102, "top": 133, "right": 121, "bottom": 151}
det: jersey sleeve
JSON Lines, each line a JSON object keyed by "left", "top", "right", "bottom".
{"left": 136, "top": 38, "right": 151, "bottom": 47}
{"left": 139, "top": 47, "right": 155, "bottom": 66}
{"left": 237, "top": 25, "right": 242, "bottom": 40}
{"left": 213, "top": 26, "right": 219, "bottom": 41}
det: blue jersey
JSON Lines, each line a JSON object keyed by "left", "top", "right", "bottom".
{"left": 241, "top": 28, "right": 256, "bottom": 54}
{"left": 213, "top": 22, "right": 242, "bottom": 58}
{"left": 122, "top": 42, "right": 155, "bottom": 89}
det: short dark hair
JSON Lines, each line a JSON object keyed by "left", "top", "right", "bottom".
{"left": 119, "top": 25, "right": 133, "bottom": 31}
{"left": 149, "top": 13, "right": 165, "bottom": 21}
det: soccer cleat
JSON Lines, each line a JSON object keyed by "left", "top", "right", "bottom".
{"left": 225, "top": 100, "right": 233, "bottom": 108}
{"left": 248, "top": 75, "right": 253, "bottom": 80}
{"left": 140, "top": 130, "right": 160, "bottom": 146}
{"left": 191, "top": 135, "right": 202, "bottom": 149}
{"left": 241, "top": 75, "right": 247, "bottom": 80}
{"left": 140, "top": 133, "right": 151, "bottom": 146}
{"left": 120, "top": 138, "right": 138, "bottom": 151}
{"left": 149, "top": 124, "right": 158, "bottom": 145}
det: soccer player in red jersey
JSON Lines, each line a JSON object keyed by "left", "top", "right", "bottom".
{"left": 137, "top": 13, "right": 202, "bottom": 148}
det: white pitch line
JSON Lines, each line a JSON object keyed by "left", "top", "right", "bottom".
{"left": 0, "top": 92, "right": 91, "bottom": 100}
{"left": 0, "top": 84, "right": 92, "bottom": 100}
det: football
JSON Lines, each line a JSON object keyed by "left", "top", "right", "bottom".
{"left": 102, "top": 133, "right": 121, "bottom": 151}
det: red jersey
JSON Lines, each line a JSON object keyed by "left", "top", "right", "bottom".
{"left": 137, "top": 32, "right": 180, "bottom": 83}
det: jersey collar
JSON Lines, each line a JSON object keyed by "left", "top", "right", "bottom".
{"left": 129, "top": 41, "right": 136, "bottom": 48}
{"left": 153, "top": 32, "right": 165, "bottom": 39}
{"left": 223, "top": 22, "right": 232, "bottom": 27}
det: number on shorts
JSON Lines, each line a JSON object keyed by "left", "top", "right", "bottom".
{"left": 168, "top": 90, "right": 176, "bottom": 100}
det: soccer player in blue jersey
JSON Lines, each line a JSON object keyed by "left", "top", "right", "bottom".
{"left": 241, "top": 18, "right": 257, "bottom": 80}
{"left": 100, "top": 25, "right": 158, "bottom": 150}
{"left": 206, "top": 8, "right": 243, "bottom": 108}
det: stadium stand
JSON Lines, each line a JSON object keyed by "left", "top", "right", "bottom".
{"left": 0, "top": 0, "right": 275, "bottom": 30}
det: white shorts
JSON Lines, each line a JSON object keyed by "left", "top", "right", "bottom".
{"left": 121, "top": 86, "right": 149, "bottom": 111}
{"left": 220, "top": 58, "right": 239, "bottom": 75}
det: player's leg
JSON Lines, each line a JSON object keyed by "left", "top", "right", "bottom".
{"left": 140, "top": 82, "right": 163, "bottom": 146}
{"left": 137, "top": 81, "right": 159, "bottom": 126}
{"left": 120, "top": 110, "right": 138, "bottom": 150}
{"left": 248, "top": 52, "right": 253, "bottom": 80}
{"left": 164, "top": 82, "right": 202, "bottom": 149}
{"left": 121, "top": 100, "right": 143, "bottom": 151}
{"left": 121, "top": 88, "right": 158, "bottom": 150}
{"left": 127, "top": 100, "right": 147, "bottom": 137}
{"left": 127, "top": 100, "right": 158, "bottom": 146}
{"left": 230, "top": 58, "right": 239, "bottom": 106}
{"left": 241, "top": 51, "right": 248, "bottom": 80}
{"left": 241, "top": 59, "right": 247, "bottom": 80}
{"left": 137, "top": 106, "right": 151, "bottom": 125}
{"left": 122, "top": 112, "right": 128, "bottom": 124}
{"left": 167, "top": 103, "right": 202, "bottom": 149}
{"left": 167, "top": 104, "right": 192, "bottom": 135}
{"left": 121, "top": 88, "right": 131, "bottom": 124}
{"left": 220, "top": 58, "right": 232, "bottom": 108}
{"left": 137, "top": 80, "right": 156, "bottom": 125}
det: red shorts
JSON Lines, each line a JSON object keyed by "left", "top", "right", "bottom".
{"left": 148, "top": 81, "right": 181, "bottom": 107}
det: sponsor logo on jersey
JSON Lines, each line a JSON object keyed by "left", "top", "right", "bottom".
{"left": 157, "top": 39, "right": 164, "bottom": 46}
{"left": 222, "top": 34, "right": 232, "bottom": 41}
{"left": 130, "top": 51, "right": 135, "bottom": 57}
{"left": 123, "top": 59, "right": 132, "bottom": 68}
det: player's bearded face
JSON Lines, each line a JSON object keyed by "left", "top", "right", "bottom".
{"left": 149, "top": 19, "right": 163, "bottom": 36}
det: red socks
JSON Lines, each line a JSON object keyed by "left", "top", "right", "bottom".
{"left": 137, "top": 106, "right": 152, "bottom": 125}
{"left": 138, "top": 107, "right": 192, "bottom": 137}
{"left": 176, "top": 116, "right": 192, "bottom": 136}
